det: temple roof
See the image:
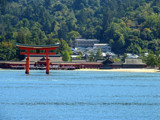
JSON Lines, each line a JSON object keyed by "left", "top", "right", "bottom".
{"left": 123, "top": 58, "right": 146, "bottom": 65}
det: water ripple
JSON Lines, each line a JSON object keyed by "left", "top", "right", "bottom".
{"left": 1, "top": 102, "right": 160, "bottom": 106}
{"left": 0, "top": 84, "right": 160, "bottom": 88}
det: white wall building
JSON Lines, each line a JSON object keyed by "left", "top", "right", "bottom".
{"left": 74, "top": 38, "right": 100, "bottom": 48}
{"left": 93, "top": 44, "right": 111, "bottom": 52}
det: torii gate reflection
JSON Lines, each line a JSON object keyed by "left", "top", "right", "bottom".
{"left": 16, "top": 43, "right": 59, "bottom": 74}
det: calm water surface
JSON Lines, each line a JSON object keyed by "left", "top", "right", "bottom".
{"left": 0, "top": 70, "right": 160, "bottom": 120}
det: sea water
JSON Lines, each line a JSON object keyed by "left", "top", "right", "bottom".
{"left": 0, "top": 70, "right": 160, "bottom": 120}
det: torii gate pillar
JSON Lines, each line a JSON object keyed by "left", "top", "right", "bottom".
{"left": 26, "top": 54, "right": 30, "bottom": 74}
{"left": 46, "top": 50, "right": 50, "bottom": 74}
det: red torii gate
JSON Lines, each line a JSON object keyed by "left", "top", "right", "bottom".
{"left": 16, "top": 44, "right": 59, "bottom": 74}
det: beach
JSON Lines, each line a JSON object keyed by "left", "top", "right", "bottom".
{"left": 0, "top": 68, "right": 159, "bottom": 73}
{"left": 76, "top": 68, "right": 160, "bottom": 73}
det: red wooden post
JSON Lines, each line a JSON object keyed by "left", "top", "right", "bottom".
{"left": 25, "top": 52, "right": 30, "bottom": 74}
{"left": 100, "top": 64, "right": 101, "bottom": 69}
{"left": 46, "top": 50, "right": 50, "bottom": 74}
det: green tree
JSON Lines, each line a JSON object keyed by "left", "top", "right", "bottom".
{"left": 16, "top": 19, "right": 30, "bottom": 28}
{"left": 0, "top": 42, "right": 16, "bottom": 60}
{"left": 95, "top": 49, "right": 103, "bottom": 60}
{"left": 127, "top": 43, "right": 142, "bottom": 55}
{"left": 16, "top": 30, "right": 26, "bottom": 44}
{"left": 122, "top": 53, "right": 128, "bottom": 62}
{"left": 59, "top": 39, "right": 72, "bottom": 54}
{"left": 112, "top": 57, "right": 121, "bottom": 62}
{"left": 67, "top": 31, "right": 80, "bottom": 41}
{"left": 146, "top": 52, "right": 159, "bottom": 67}
{"left": 46, "top": 34, "right": 60, "bottom": 45}
{"left": 62, "top": 51, "right": 71, "bottom": 61}
{"left": 44, "top": 0, "right": 51, "bottom": 8}
{"left": 59, "top": 39, "right": 72, "bottom": 61}
{"left": 87, "top": 51, "right": 95, "bottom": 62}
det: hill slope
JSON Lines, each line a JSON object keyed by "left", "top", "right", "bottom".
{"left": 0, "top": 0, "right": 160, "bottom": 60}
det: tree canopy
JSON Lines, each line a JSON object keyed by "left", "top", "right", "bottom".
{"left": 1, "top": 0, "right": 160, "bottom": 60}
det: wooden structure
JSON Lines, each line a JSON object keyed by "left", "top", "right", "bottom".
{"left": 16, "top": 43, "right": 59, "bottom": 74}
{"left": 123, "top": 58, "right": 147, "bottom": 68}
{"left": 101, "top": 58, "right": 147, "bottom": 69}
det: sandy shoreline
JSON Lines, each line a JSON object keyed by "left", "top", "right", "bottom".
{"left": 0, "top": 68, "right": 159, "bottom": 73}
{"left": 76, "top": 68, "right": 160, "bottom": 73}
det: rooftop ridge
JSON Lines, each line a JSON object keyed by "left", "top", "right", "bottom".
{"left": 16, "top": 43, "right": 60, "bottom": 47}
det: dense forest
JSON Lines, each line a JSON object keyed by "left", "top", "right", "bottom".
{"left": 0, "top": 0, "right": 160, "bottom": 60}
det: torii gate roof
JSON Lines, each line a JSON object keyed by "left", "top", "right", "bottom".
{"left": 16, "top": 43, "right": 60, "bottom": 49}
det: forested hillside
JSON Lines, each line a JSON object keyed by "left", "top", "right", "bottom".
{"left": 0, "top": 0, "right": 160, "bottom": 60}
